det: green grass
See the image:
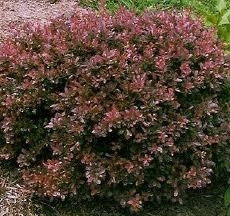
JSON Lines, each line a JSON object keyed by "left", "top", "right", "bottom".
{"left": 78, "top": 0, "right": 222, "bottom": 13}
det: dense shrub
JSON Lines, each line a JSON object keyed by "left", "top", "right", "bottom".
{"left": 0, "top": 7, "right": 229, "bottom": 210}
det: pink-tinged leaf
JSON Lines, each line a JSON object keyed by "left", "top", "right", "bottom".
{"left": 180, "top": 62, "right": 191, "bottom": 76}
{"left": 127, "top": 196, "right": 142, "bottom": 209}
{"left": 130, "top": 73, "right": 147, "bottom": 92}
{"left": 125, "top": 161, "right": 135, "bottom": 174}
{"left": 105, "top": 105, "right": 121, "bottom": 122}
{"left": 43, "top": 159, "right": 63, "bottom": 172}
{"left": 155, "top": 56, "right": 166, "bottom": 71}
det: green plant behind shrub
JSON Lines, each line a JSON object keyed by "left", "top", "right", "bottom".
{"left": 79, "top": 0, "right": 160, "bottom": 12}
{"left": 78, "top": 0, "right": 220, "bottom": 12}
{"left": 0, "top": 7, "right": 229, "bottom": 211}
{"left": 192, "top": 0, "right": 230, "bottom": 54}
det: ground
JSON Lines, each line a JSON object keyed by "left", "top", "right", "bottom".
{"left": 0, "top": 0, "right": 81, "bottom": 43}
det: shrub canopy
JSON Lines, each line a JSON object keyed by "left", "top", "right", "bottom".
{"left": 0, "top": 7, "right": 228, "bottom": 210}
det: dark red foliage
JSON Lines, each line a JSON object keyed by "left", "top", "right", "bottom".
{"left": 0, "top": 7, "right": 229, "bottom": 210}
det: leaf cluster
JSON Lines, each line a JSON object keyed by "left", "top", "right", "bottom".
{"left": 0, "top": 7, "right": 229, "bottom": 211}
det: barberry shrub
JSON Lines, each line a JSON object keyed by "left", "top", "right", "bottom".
{"left": 0, "top": 7, "right": 229, "bottom": 210}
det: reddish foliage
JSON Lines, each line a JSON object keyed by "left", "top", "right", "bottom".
{"left": 0, "top": 7, "right": 229, "bottom": 210}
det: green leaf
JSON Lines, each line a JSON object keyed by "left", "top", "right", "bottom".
{"left": 225, "top": 187, "right": 230, "bottom": 208}
{"left": 218, "top": 27, "right": 230, "bottom": 42}
{"left": 216, "top": 0, "right": 227, "bottom": 13}
{"left": 205, "top": 13, "right": 218, "bottom": 25}
{"left": 227, "top": 208, "right": 230, "bottom": 216}
{"left": 219, "top": 9, "right": 230, "bottom": 25}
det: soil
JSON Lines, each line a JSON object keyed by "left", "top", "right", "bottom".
{"left": 0, "top": 0, "right": 85, "bottom": 43}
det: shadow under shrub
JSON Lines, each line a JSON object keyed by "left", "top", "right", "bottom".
{"left": 0, "top": 7, "right": 229, "bottom": 211}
